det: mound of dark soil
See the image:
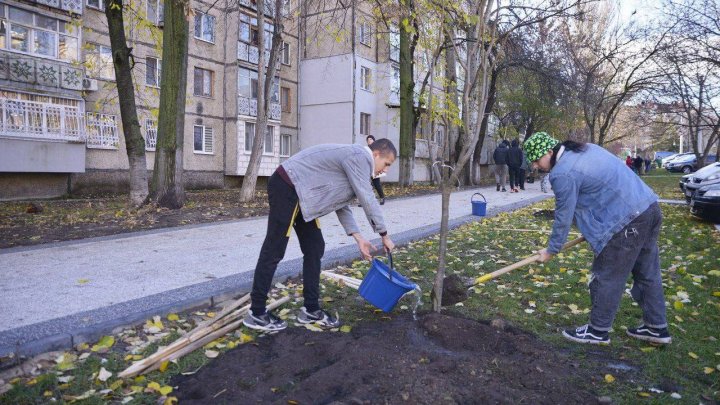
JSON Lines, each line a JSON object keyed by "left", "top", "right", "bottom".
{"left": 173, "top": 313, "right": 600, "bottom": 404}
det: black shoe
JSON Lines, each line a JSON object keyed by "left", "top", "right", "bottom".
{"left": 242, "top": 311, "right": 287, "bottom": 331}
{"left": 626, "top": 324, "right": 672, "bottom": 344}
{"left": 520, "top": 187, "right": 525, "bottom": 190}
{"left": 297, "top": 307, "right": 341, "bottom": 328}
{"left": 501, "top": 187, "right": 507, "bottom": 192}
{"left": 562, "top": 324, "right": 610, "bottom": 345}
{"left": 496, "top": 184, "right": 500, "bottom": 191}
{"left": 379, "top": 198, "right": 385, "bottom": 205}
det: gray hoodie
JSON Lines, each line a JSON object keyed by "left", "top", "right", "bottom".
{"left": 281, "top": 144, "right": 387, "bottom": 236}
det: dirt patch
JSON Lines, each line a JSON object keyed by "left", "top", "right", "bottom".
{"left": 0, "top": 184, "right": 441, "bottom": 249}
{"left": 173, "top": 313, "right": 600, "bottom": 404}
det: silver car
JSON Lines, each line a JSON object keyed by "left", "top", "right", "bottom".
{"left": 683, "top": 162, "right": 720, "bottom": 202}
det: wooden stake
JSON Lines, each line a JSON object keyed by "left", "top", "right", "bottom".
{"left": 321, "top": 271, "right": 362, "bottom": 289}
{"left": 475, "top": 236, "right": 586, "bottom": 284}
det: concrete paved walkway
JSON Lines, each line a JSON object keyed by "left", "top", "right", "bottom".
{"left": 0, "top": 181, "right": 551, "bottom": 356}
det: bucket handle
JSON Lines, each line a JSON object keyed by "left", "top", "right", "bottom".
{"left": 374, "top": 251, "right": 394, "bottom": 282}
{"left": 471, "top": 193, "right": 486, "bottom": 203}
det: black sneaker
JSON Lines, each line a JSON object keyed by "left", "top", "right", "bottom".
{"left": 501, "top": 187, "right": 507, "bottom": 192}
{"left": 297, "top": 307, "right": 341, "bottom": 328}
{"left": 379, "top": 198, "right": 385, "bottom": 205}
{"left": 562, "top": 324, "right": 610, "bottom": 345}
{"left": 242, "top": 311, "right": 287, "bottom": 332}
{"left": 626, "top": 325, "right": 672, "bottom": 344}
{"left": 496, "top": 184, "right": 501, "bottom": 191}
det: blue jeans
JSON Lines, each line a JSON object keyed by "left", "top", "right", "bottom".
{"left": 588, "top": 203, "right": 667, "bottom": 331}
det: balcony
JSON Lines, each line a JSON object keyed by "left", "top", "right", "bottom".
{"left": 238, "top": 42, "right": 271, "bottom": 67}
{"left": 0, "top": 98, "right": 85, "bottom": 142}
{"left": 86, "top": 113, "right": 119, "bottom": 149}
{"left": 238, "top": 95, "right": 281, "bottom": 120}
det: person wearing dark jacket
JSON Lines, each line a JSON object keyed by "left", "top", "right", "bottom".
{"left": 492, "top": 140, "right": 510, "bottom": 192}
{"left": 507, "top": 139, "right": 523, "bottom": 192}
{"left": 633, "top": 155, "right": 644, "bottom": 175}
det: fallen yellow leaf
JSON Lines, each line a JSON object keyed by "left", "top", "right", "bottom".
{"left": 147, "top": 381, "right": 161, "bottom": 391}
{"left": 688, "top": 352, "right": 699, "bottom": 359}
{"left": 164, "top": 397, "right": 178, "bottom": 405}
{"left": 340, "top": 325, "right": 352, "bottom": 333}
{"left": 167, "top": 313, "right": 179, "bottom": 321}
{"left": 159, "top": 361, "right": 169, "bottom": 372}
{"left": 77, "top": 279, "right": 90, "bottom": 285}
{"left": 673, "top": 301, "right": 683, "bottom": 310}
{"left": 159, "top": 385, "right": 173, "bottom": 396}
{"left": 703, "top": 367, "right": 715, "bottom": 374}
{"left": 604, "top": 374, "right": 615, "bottom": 383}
{"left": 640, "top": 347, "right": 656, "bottom": 353}
{"left": 91, "top": 336, "right": 115, "bottom": 352}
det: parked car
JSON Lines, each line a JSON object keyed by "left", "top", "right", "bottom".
{"left": 683, "top": 163, "right": 720, "bottom": 202}
{"left": 654, "top": 151, "right": 675, "bottom": 161}
{"left": 662, "top": 152, "right": 693, "bottom": 168}
{"left": 679, "top": 173, "right": 692, "bottom": 194}
{"left": 666, "top": 154, "right": 718, "bottom": 173}
{"left": 690, "top": 183, "right": 720, "bottom": 223}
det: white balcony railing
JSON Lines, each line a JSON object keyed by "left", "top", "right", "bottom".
{"left": 238, "top": 95, "right": 281, "bottom": 120}
{"left": 86, "top": 113, "right": 119, "bottom": 149}
{"left": 0, "top": 98, "right": 85, "bottom": 142}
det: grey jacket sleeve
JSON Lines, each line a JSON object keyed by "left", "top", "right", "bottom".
{"left": 339, "top": 152, "right": 388, "bottom": 235}
{"left": 548, "top": 173, "right": 579, "bottom": 254}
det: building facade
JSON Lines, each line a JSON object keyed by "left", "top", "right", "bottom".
{"left": 0, "top": 0, "right": 496, "bottom": 200}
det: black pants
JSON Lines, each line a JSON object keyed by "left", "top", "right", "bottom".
{"left": 371, "top": 177, "right": 385, "bottom": 198}
{"left": 250, "top": 171, "right": 325, "bottom": 315}
{"left": 508, "top": 166, "right": 521, "bottom": 188}
{"left": 519, "top": 169, "right": 526, "bottom": 189}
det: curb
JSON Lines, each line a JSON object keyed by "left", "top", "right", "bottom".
{"left": 0, "top": 194, "right": 551, "bottom": 359}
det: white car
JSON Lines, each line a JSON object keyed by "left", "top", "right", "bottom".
{"left": 662, "top": 152, "right": 694, "bottom": 169}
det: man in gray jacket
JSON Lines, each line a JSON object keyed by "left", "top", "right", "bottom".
{"left": 243, "top": 139, "right": 397, "bottom": 331}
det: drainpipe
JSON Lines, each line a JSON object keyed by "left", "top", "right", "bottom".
{"left": 351, "top": 0, "right": 356, "bottom": 145}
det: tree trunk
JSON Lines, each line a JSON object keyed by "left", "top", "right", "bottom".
{"left": 105, "top": 0, "right": 148, "bottom": 207}
{"left": 471, "top": 68, "right": 499, "bottom": 185}
{"left": 444, "top": 32, "right": 458, "bottom": 165}
{"left": 240, "top": 0, "right": 283, "bottom": 202}
{"left": 398, "top": 5, "right": 415, "bottom": 187}
{"left": 432, "top": 178, "right": 451, "bottom": 312}
{"left": 151, "top": 0, "right": 189, "bottom": 208}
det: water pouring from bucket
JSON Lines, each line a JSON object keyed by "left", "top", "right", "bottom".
{"left": 359, "top": 251, "right": 421, "bottom": 316}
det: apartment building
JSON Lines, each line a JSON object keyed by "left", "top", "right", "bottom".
{"left": 0, "top": 0, "right": 299, "bottom": 199}
{"left": 0, "top": 0, "right": 496, "bottom": 200}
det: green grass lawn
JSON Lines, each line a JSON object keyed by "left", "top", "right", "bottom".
{"left": 2, "top": 181, "right": 718, "bottom": 404}
{"left": 642, "top": 172, "right": 685, "bottom": 200}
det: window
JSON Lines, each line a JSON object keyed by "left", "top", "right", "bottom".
{"left": 193, "top": 67, "right": 213, "bottom": 97}
{"left": 434, "top": 124, "right": 445, "bottom": 145}
{"left": 281, "top": 86, "right": 291, "bottom": 112}
{"left": 264, "top": 125, "right": 274, "bottom": 154}
{"left": 360, "top": 113, "right": 371, "bottom": 136}
{"left": 281, "top": 41, "right": 290, "bottom": 65}
{"left": 389, "top": 24, "right": 399, "bottom": 62}
{"left": 193, "top": 11, "right": 215, "bottom": 43}
{"left": 193, "top": 125, "right": 213, "bottom": 153}
{"left": 146, "top": 57, "right": 161, "bottom": 87}
{"left": 280, "top": 134, "right": 291, "bottom": 157}
{"left": 0, "top": 5, "right": 79, "bottom": 62}
{"left": 238, "top": 68, "right": 258, "bottom": 98}
{"left": 144, "top": 119, "right": 157, "bottom": 150}
{"left": 87, "top": 43, "right": 114, "bottom": 80}
{"left": 244, "top": 121, "right": 255, "bottom": 152}
{"left": 147, "top": 0, "right": 164, "bottom": 25}
{"left": 86, "top": 113, "right": 119, "bottom": 149}
{"left": 358, "top": 20, "right": 372, "bottom": 46}
{"left": 360, "top": 66, "right": 371, "bottom": 91}
{"left": 87, "top": 0, "right": 105, "bottom": 10}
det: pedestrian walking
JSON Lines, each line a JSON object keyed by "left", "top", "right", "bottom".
{"left": 492, "top": 140, "right": 510, "bottom": 192}
{"left": 507, "top": 139, "right": 523, "bottom": 192}
{"left": 244, "top": 140, "right": 397, "bottom": 332}
{"left": 519, "top": 147, "right": 530, "bottom": 191}
{"left": 524, "top": 132, "right": 671, "bottom": 345}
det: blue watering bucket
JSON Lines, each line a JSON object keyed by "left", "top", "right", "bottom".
{"left": 359, "top": 253, "right": 417, "bottom": 312}
{"left": 471, "top": 193, "right": 487, "bottom": 216}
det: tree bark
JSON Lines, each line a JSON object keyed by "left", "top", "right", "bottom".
{"left": 240, "top": 0, "right": 283, "bottom": 202}
{"left": 151, "top": 0, "right": 189, "bottom": 208}
{"left": 471, "top": 67, "right": 499, "bottom": 185}
{"left": 105, "top": 0, "right": 148, "bottom": 207}
{"left": 398, "top": 3, "right": 416, "bottom": 187}
{"left": 432, "top": 178, "right": 451, "bottom": 312}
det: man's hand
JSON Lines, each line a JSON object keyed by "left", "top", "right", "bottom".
{"left": 381, "top": 234, "right": 395, "bottom": 252}
{"left": 537, "top": 248, "right": 554, "bottom": 263}
{"left": 352, "top": 233, "right": 375, "bottom": 261}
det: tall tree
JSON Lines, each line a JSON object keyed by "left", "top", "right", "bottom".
{"left": 239, "top": 0, "right": 284, "bottom": 202}
{"left": 105, "top": 0, "right": 149, "bottom": 206}
{"left": 397, "top": 0, "right": 418, "bottom": 187}
{"left": 151, "top": 0, "right": 190, "bottom": 208}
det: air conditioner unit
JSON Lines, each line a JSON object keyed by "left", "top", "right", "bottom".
{"left": 83, "top": 78, "right": 99, "bottom": 91}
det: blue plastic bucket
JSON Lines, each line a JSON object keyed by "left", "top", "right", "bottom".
{"left": 471, "top": 193, "right": 487, "bottom": 216}
{"left": 359, "top": 258, "right": 417, "bottom": 312}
